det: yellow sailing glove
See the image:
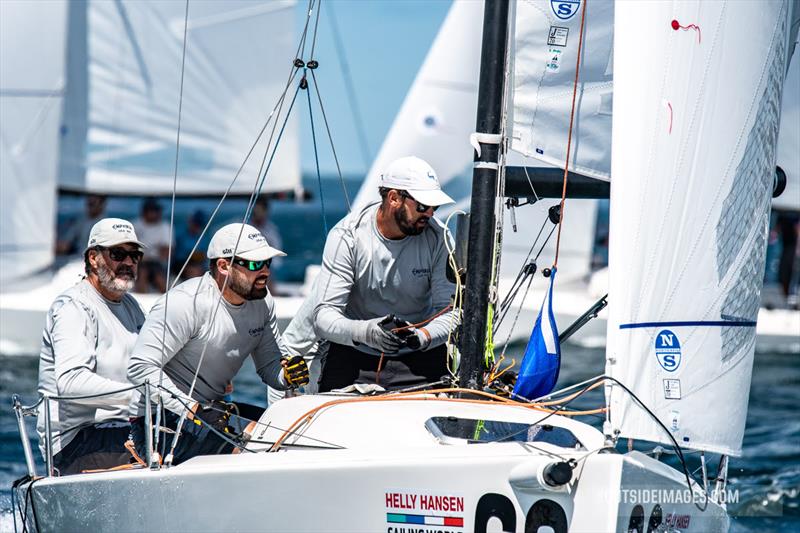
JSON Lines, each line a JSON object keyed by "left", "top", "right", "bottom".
{"left": 282, "top": 355, "right": 310, "bottom": 388}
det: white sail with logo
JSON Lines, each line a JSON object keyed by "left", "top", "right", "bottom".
{"left": 606, "top": 0, "right": 794, "bottom": 455}
{"left": 508, "top": 0, "right": 614, "bottom": 181}
{"left": 0, "top": 0, "right": 68, "bottom": 286}
{"left": 58, "top": 0, "right": 299, "bottom": 196}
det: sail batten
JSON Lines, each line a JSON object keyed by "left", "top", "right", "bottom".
{"left": 606, "top": 0, "right": 792, "bottom": 456}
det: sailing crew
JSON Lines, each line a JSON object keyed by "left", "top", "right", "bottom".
{"left": 313, "top": 156, "right": 457, "bottom": 391}
{"left": 37, "top": 218, "right": 146, "bottom": 475}
{"left": 127, "top": 223, "right": 309, "bottom": 464}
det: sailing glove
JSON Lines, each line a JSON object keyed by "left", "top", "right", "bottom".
{"left": 403, "top": 328, "right": 431, "bottom": 351}
{"left": 353, "top": 315, "right": 404, "bottom": 353}
{"left": 282, "top": 355, "right": 310, "bottom": 388}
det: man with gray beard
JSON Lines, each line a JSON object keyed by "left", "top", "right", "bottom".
{"left": 128, "top": 223, "right": 309, "bottom": 465}
{"left": 37, "top": 218, "right": 146, "bottom": 475}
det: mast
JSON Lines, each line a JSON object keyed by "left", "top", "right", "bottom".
{"left": 458, "top": 0, "right": 510, "bottom": 390}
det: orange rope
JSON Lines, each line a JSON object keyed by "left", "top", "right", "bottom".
{"left": 269, "top": 387, "right": 605, "bottom": 452}
{"left": 553, "top": 0, "right": 589, "bottom": 268}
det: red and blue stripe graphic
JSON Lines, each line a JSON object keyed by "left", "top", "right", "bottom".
{"left": 386, "top": 513, "right": 463, "bottom": 527}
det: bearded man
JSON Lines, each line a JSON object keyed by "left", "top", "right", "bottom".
{"left": 37, "top": 218, "right": 146, "bottom": 475}
{"left": 127, "top": 223, "right": 308, "bottom": 465}
{"left": 313, "top": 156, "right": 458, "bottom": 392}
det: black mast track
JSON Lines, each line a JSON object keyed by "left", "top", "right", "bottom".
{"left": 458, "top": 0, "right": 511, "bottom": 391}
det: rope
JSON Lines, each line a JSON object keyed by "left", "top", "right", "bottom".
{"left": 552, "top": 0, "right": 588, "bottom": 268}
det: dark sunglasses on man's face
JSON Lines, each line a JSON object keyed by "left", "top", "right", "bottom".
{"left": 98, "top": 246, "right": 143, "bottom": 263}
{"left": 232, "top": 257, "right": 271, "bottom": 271}
{"left": 398, "top": 190, "right": 437, "bottom": 213}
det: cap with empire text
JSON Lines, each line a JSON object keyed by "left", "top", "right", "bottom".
{"left": 207, "top": 223, "right": 286, "bottom": 261}
{"left": 379, "top": 156, "right": 455, "bottom": 207}
{"left": 85, "top": 218, "right": 146, "bottom": 252}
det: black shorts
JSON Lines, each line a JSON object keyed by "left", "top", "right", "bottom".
{"left": 318, "top": 343, "right": 448, "bottom": 392}
{"left": 54, "top": 423, "right": 131, "bottom": 475}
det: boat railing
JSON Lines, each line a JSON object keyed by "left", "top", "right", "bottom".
{"left": 12, "top": 381, "right": 155, "bottom": 478}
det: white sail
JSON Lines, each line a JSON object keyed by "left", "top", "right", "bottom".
{"left": 606, "top": 0, "right": 793, "bottom": 456}
{"left": 0, "top": 0, "right": 67, "bottom": 285}
{"left": 508, "top": 0, "right": 614, "bottom": 181}
{"left": 58, "top": 0, "right": 299, "bottom": 196}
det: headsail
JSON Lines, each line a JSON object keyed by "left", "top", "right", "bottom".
{"left": 58, "top": 0, "right": 299, "bottom": 196}
{"left": 0, "top": 0, "right": 68, "bottom": 286}
{"left": 606, "top": 0, "right": 793, "bottom": 455}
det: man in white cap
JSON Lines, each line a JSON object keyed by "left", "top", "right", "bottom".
{"left": 127, "top": 223, "right": 309, "bottom": 465}
{"left": 37, "top": 218, "right": 147, "bottom": 475}
{"left": 313, "top": 156, "right": 458, "bottom": 392}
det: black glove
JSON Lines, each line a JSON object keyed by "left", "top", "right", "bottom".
{"left": 196, "top": 401, "right": 234, "bottom": 431}
{"left": 282, "top": 355, "right": 310, "bottom": 388}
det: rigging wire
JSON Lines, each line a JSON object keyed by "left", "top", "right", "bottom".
{"left": 155, "top": 0, "right": 190, "bottom": 458}
{"left": 305, "top": 73, "right": 329, "bottom": 235}
{"left": 310, "top": 69, "right": 352, "bottom": 211}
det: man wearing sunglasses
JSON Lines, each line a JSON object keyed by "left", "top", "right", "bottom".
{"left": 313, "top": 156, "right": 458, "bottom": 392}
{"left": 37, "top": 218, "right": 147, "bottom": 474}
{"left": 128, "top": 223, "right": 309, "bottom": 465}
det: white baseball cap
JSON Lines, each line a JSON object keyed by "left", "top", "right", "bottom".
{"left": 379, "top": 156, "right": 455, "bottom": 207}
{"left": 207, "top": 223, "right": 286, "bottom": 261}
{"left": 85, "top": 218, "right": 146, "bottom": 251}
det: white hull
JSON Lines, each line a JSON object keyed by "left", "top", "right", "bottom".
{"left": 15, "top": 394, "right": 729, "bottom": 532}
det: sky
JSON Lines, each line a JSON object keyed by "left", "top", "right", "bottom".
{"left": 292, "top": 0, "right": 452, "bottom": 177}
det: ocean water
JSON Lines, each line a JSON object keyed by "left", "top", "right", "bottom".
{"left": 0, "top": 343, "right": 797, "bottom": 532}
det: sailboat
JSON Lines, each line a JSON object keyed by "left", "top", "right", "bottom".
{"left": 9, "top": 0, "right": 795, "bottom": 531}
{"left": 0, "top": 0, "right": 305, "bottom": 356}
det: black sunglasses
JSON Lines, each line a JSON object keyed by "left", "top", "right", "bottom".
{"left": 398, "top": 190, "right": 437, "bottom": 213}
{"left": 232, "top": 257, "right": 272, "bottom": 271}
{"left": 97, "top": 246, "right": 143, "bottom": 263}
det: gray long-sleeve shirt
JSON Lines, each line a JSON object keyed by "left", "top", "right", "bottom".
{"left": 313, "top": 203, "right": 457, "bottom": 356}
{"left": 37, "top": 280, "right": 145, "bottom": 456}
{"left": 128, "top": 273, "right": 289, "bottom": 416}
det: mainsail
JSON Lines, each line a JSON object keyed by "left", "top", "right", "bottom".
{"left": 58, "top": 0, "right": 300, "bottom": 196}
{"left": 606, "top": 0, "right": 793, "bottom": 455}
{"left": 0, "top": 0, "right": 68, "bottom": 285}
